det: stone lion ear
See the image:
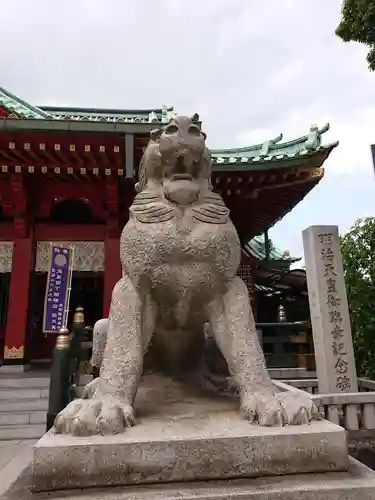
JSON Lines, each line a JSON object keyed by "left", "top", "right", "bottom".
{"left": 201, "top": 131, "right": 207, "bottom": 140}
{"left": 191, "top": 113, "right": 200, "bottom": 123}
{"left": 150, "top": 128, "right": 162, "bottom": 141}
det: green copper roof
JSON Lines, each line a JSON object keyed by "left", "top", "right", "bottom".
{"left": 0, "top": 86, "right": 173, "bottom": 123}
{"left": 244, "top": 235, "right": 300, "bottom": 263}
{"left": 211, "top": 124, "right": 338, "bottom": 164}
{"left": 39, "top": 105, "right": 174, "bottom": 124}
{"left": 0, "top": 87, "right": 53, "bottom": 120}
{"left": 0, "top": 86, "right": 337, "bottom": 162}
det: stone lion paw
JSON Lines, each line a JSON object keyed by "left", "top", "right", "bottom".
{"left": 54, "top": 397, "right": 136, "bottom": 436}
{"left": 240, "top": 391, "right": 320, "bottom": 427}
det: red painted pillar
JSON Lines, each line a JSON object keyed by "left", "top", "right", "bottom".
{"left": 3, "top": 236, "right": 35, "bottom": 364}
{"left": 103, "top": 235, "right": 121, "bottom": 317}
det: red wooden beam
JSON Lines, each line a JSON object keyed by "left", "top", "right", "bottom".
{"left": 34, "top": 223, "right": 106, "bottom": 241}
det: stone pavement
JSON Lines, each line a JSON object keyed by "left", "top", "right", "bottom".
{"left": 0, "top": 439, "right": 36, "bottom": 497}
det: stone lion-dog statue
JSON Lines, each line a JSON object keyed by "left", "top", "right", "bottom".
{"left": 55, "top": 114, "right": 319, "bottom": 435}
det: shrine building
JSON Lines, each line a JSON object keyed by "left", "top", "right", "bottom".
{"left": 0, "top": 86, "right": 338, "bottom": 367}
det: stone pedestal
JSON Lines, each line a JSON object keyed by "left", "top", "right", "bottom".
{"left": 32, "top": 374, "right": 349, "bottom": 492}
{"left": 5, "top": 457, "right": 375, "bottom": 499}
{"left": 303, "top": 225, "right": 358, "bottom": 394}
{"left": 0, "top": 374, "right": 374, "bottom": 498}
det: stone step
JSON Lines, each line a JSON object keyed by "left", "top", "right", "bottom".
{"left": 0, "top": 423, "right": 45, "bottom": 440}
{"left": 0, "top": 398, "right": 49, "bottom": 412}
{"left": 0, "top": 410, "right": 46, "bottom": 426}
{"left": 0, "top": 376, "right": 50, "bottom": 389}
{"left": 27, "top": 458, "right": 375, "bottom": 500}
{"left": 0, "top": 387, "right": 49, "bottom": 400}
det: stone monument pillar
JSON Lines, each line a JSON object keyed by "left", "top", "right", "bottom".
{"left": 303, "top": 225, "right": 358, "bottom": 394}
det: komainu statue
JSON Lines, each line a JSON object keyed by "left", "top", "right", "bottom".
{"left": 55, "top": 114, "right": 319, "bottom": 436}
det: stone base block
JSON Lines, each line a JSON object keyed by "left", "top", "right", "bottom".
{"left": 5, "top": 458, "right": 375, "bottom": 500}
{"left": 33, "top": 419, "right": 348, "bottom": 491}
{"left": 31, "top": 374, "right": 349, "bottom": 491}
{"left": 33, "top": 401, "right": 349, "bottom": 491}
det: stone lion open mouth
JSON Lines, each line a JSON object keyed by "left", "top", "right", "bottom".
{"left": 170, "top": 173, "right": 194, "bottom": 181}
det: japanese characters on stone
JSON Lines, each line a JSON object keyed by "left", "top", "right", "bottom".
{"left": 318, "top": 232, "right": 351, "bottom": 392}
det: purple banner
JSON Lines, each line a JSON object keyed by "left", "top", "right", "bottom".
{"left": 43, "top": 245, "right": 73, "bottom": 334}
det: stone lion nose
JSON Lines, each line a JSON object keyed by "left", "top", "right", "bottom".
{"left": 174, "top": 156, "right": 187, "bottom": 173}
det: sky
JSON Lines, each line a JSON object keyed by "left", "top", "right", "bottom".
{"left": 0, "top": 0, "right": 374, "bottom": 262}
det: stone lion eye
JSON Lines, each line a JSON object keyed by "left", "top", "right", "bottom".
{"left": 188, "top": 126, "right": 200, "bottom": 136}
{"left": 164, "top": 125, "right": 178, "bottom": 134}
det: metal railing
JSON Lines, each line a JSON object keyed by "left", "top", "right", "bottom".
{"left": 45, "top": 306, "right": 92, "bottom": 432}
{"left": 277, "top": 378, "right": 375, "bottom": 433}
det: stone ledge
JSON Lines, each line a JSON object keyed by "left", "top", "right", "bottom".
{"left": 5, "top": 458, "right": 375, "bottom": 500}
{"left": 32, "top": 416, "right": 348, "bottom": 491}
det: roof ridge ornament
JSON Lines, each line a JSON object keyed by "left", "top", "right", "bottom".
{"left": 260, "top": 134, "right": 282, "bottom": 156}
{"left": 305, "top": 122, "right": 331, "bottom": 151}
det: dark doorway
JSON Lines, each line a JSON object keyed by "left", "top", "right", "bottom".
{"left": 67, "top": 272, "right": 104, "bottom": 329}
{"left": 27, "top": 271, "right": 103, "bottom": 360}
{"left": 50, "top": 199, "right": 95, "bottom": 224}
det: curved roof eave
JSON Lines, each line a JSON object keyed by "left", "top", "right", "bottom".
{"left": 211, "top": 123, "right": 338, "bottom": 161}
{"left": 0, "top": 87, "right": 53, "bottom": 120}
{"left": 211, "top": 141, "right": 338, "bottom": 169}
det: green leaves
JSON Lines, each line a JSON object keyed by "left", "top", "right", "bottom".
{"left": 336, "top": 0, "right": 375, "bottom": 70}
{"left": 341, "top": 217, "right": 375, "bottom": 378}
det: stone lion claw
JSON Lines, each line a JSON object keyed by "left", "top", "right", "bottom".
{"left": 54, "top": 396, "right": 136, "bottom": 436}
{"left": 241, "top": 391, "right": 321, "bottom": 427}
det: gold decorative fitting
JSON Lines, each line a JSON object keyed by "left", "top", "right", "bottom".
{"left": 312, "top": 167, "right": 324, "bottom": 178}
{"left": 28, "top": 166, "right": 35, "bottom": 173}
{"left": 105, "top": 169, "right": 111, "bottom": 176}
{"left": 226, "top": 178, "right": 231, "bottom": 183}
{"left": 24, "top": 143, "right": 30, "bottom": 150}
{"left": 4, "top": 345, "right": 24, "bottom": 359}
{"left": 8, "top": 142, "right": 15, "bottom": 149}
{"left": 238, "top": 177, "right": 242, "bottom": 183}
{"left": 215, "top": 177, "right": 220, "bottom": 184}
{"left": 14, "top": 166, "right": 21, "bottom": 173}
{"left": 247, "top": 176, "right": 253, "bottom": 183}
{"left": 99, "top": 145, "right": 105, "bottom": 152}
{"left": 55, "top": 328, "right": 70, "bottom": 350}
{"left": 81, "top": 341, "right": 93, "bottom": 349}
{"left": 235, "top": 189, "right": 241, "bottom": 195}
{"left": 117, "top": 169, "right": 124, "bottom": 176}
{"left": 69, "top": 144, "right": 76, "bottom": 152}
{"left": 93, "top": 168, "right": 99, "bottom": 175}
{"left": 41, "top": 166, "right": 47, "bottom": 173}
{"left": 113, "top": 146, "right": 120, "bottom": 153}
{"left": 73, "top": 306, "right": 85, "bottom": 325}
{"left": 39, "top": 143, "right": 45, "bottom": 150}
{"left": 84, "top": 145, "right": 90, "bottom": 152}
{"left": 80, "top": 167, "right": 87, "bottom": 175}
{"left": 226, "top": 189, "right": 232, "bottom": 196}
{"left": 54, "top": 144, "right": 61, "bottom": 151}
{"left": 67, "top": 167, "right": 73, "bottom": 174}
{"left": 79, "top": 361, "right": 92, "bottom": 375}
{"left": 278, "top": 305, "right": 287, "bottom": 322}
{"left": 54, "top": 167, "right": 60, "bottom": 174}
{"left": 2, "top": 165, "right": 8, "bottom": 172}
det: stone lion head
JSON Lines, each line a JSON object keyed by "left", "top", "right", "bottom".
{"left": 136, "top": 114, "right": 213, "bottom": 206}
